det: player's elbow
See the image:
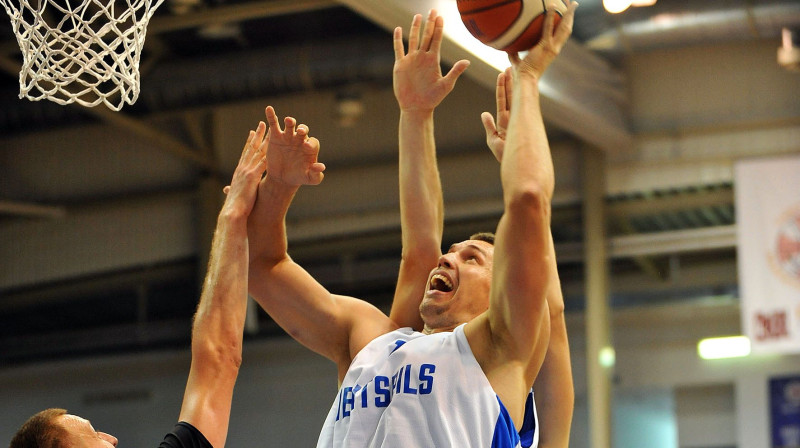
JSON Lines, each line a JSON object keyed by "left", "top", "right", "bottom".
{"left": 547, "top": 295, "right": 565, "bottom": 318}
{"left": 505, "top": 184, "right": 551, "bottom": 223}
{"left": 249, "top": 245, "right": 285, "bottom": 266}
{"left": 218, "top": 206, "right": 249, "bottom": 224}
{"left": 248, "top": 251, "right": 289, "bottom": 283}
{"left": 193, "top": 335, "right": 243, "bottom": 372}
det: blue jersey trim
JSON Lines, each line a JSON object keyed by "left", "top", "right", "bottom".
{"left": 519, "top": 391, "right": 536, "bottom": 448}
{"left": 491, "top": 396, "right": 521, "bottom": 448}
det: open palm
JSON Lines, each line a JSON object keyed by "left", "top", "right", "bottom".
{"left": 393, "top": 11, "right": 469, "bottom": 112}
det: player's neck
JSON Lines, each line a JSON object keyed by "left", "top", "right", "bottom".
{"left": 422, "top": 324, "right": 459, "bottom": 335}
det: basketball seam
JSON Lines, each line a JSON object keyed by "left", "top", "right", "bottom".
{"left": 490, "top": 0, "right": 564, "bottom": 51}
{"left": 459, "top": 0, "right": 520, "bottom": 16}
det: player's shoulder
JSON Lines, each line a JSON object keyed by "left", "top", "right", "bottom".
{"left": 334, "top": 294, "right": 397, "bottom": 332}
{"left": 158, "top": 422, "right": 212, "bottom": 448}
{"left": 331, "top": 294, "right": 399, "bottom": 362}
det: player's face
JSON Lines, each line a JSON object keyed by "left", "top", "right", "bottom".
{"left": 57, "top": 414, "right": 119, "bottom": 447}
{"left": 420, "top": 239, "right": 494, "bottom": 332}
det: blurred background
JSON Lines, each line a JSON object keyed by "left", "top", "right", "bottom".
{"left": 1, "top": 0, "right": 799, "bottom": 446}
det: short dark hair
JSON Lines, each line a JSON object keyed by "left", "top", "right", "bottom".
{"left": 469, "top": 232, "right": 495, "bottom": 245}
{"left": 10, "top": 408, "right": 69, "bottom": 448}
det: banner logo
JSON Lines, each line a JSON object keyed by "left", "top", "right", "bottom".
{"left": 769, "top": 204, "right": 800, "bottom": 290}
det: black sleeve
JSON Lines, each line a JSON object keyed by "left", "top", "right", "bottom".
{"left": 158, "top": 422, "right": 214, "bottom": 448}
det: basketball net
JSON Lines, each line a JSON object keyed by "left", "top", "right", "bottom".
{"left": 0, "top": 0, "right": 164, "bottom": 110}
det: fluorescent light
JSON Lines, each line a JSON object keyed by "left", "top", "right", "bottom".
{"left": 631, "top": 0, "right": 657, "bottom": 6}
{"left": 599, "top": 346, "right": 616, "bottom": 368}
{"left": 604, "top": 0, "right": 632, "bottom": 14}
{"left": 697, "top": 336, "right": 751, "bottom": 359}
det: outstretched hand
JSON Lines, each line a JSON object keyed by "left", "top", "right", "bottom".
{"left": 393, "top": 10, "right": 469, "bottom": 113}
{"left": 509, "top": 1, "right": 578, "bottom": 79}
{"left": 480, "top": 68, "right": 513, "bottom": 163}
{"left": 263, "top": 105, "right": 325, "bottom": 187}
{"left": 221, "top": 121, "right": 268, "bottom": 218}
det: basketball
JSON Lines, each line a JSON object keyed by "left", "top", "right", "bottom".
{"left": 457, "top": 0, "right": 569, "bottom": 53}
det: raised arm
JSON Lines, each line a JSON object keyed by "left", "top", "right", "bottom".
{"left": 482, "top": 69, "right": 574, "bottom": 448}
{"left": 390, "top": 10, "right": 469, "bottom": 330}
{"left": 533, "top": 232, "right": 574, "bottom": 448}
{"left": 177, "top": 122, "right": 267, "bottom": 448}
{"left": 466, "top": 0, "right": 577, "bottom": 424}
{"left": 247, "top": 106, "right": 396, "bottom": 381}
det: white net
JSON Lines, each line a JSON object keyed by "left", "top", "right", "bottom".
{"left": 0, "top": 0, "right": 164, "bottom": 110}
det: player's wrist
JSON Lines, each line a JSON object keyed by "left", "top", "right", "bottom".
{"left": 217, "top": 206, "right": 250, "bottom": 227}
{"left": 515, "top": 65, "right": 543, "bottom": 83}
{"left": 511, "top": 72, "right": 542, "bottom": 99}
{"left": 263, "top": 175, "right": 300, "bottom": 196}
{"left": 400, "top": 108, "right": 435, "bottom": 122}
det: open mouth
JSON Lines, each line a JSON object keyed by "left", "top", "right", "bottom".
{"left": 429, "top": 273, "right": 454, "bottom": 292}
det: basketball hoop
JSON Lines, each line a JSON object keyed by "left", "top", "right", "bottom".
{"left": 0, "top": 0, "right": 165, "bottom": 110}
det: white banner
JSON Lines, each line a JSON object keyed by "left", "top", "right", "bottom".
{"left": 736, "top": 155, "right": 800, "bottom": 354}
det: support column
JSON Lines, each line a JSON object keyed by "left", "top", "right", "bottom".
{"left": 582, "top": 145, "right": 614, "bottom": 448}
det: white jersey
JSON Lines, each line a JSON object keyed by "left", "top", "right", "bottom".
{"left": 317, "top": 324, "right": 539, "bottom": 448}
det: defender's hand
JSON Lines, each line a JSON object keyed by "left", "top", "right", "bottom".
{"left": 263, "top": 105, "right": 325, "bottom": 187}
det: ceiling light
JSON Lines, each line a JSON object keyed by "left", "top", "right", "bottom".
{"left": 631, "top": 0, "right": 657, "bottom": 6}
{"left": 697, "top": 336, "right": 751, "bottom": 360}
{"left": 599, "top": 346, "right": 616, "bottom": 368}
{"left": 335, "top": 90, "right": 365, "bottom": 128}
{"left": 197, "top": 23, "right": 243, "bottom": 41}
{"left": 778, "top": 27, "right": 800, "bottom": 72}
{"left": 604, "top": 0, "right": 632, "bottom": 14}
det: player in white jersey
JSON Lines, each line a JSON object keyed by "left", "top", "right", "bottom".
{"left": 390, "top": 9, "right": 574, "bottom": 448}
{"left": 317, "top": 325, "right": 539, "bottom": 447}
{"left": 247, "top": 3, "right": 577, "bottom": 447}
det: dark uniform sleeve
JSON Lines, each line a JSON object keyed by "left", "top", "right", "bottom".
{"left": 158, "top": 422, "right": 214, "bottom": 448}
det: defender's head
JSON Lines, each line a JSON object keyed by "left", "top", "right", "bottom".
{"left": 11, "top": 409, "right": 118, "bottom": 448}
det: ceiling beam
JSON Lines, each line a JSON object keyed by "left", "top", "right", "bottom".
{"left": 586, "top": 3, "right": 800, "bottom": 53}
{"left": 81, "top": 107, "right": 221, "bottom": 174}
{"left": 287, "top": 209, "right": 736, "bottom": 263}
{"left": 610, "top": 225, "right": 737, "bottom": 258}
{"left": 0, "top": 52, "right": 19, "bottom": 78}
{"left": 0, "top": 261, "right": 195, "bottom": 312}
{"left": 553, "top": 225, "right": 737, "bottom": 263}
{"left": 0, "top": 319, "right": 191, "bottom": 363}
{"left": 337, "top": 0, "right": 632, "bottom": 152}
{"left": 614, "top": 218, "right": 668, "bottom": 281}
{"left": 0, "top": 200, "right": 66, "bottom": 219}
{"left": 0, "top": 54, "right": 220, "bottom": 174}
{"left": 608, "top": 189, "right": 733, "bottom": 217}
{"left": 146, "top": 0, "right": 340, "bottom": 35}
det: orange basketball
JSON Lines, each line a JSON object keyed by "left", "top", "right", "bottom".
{"left": 457, "top": 0, "right": 568, "bottom": 53}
